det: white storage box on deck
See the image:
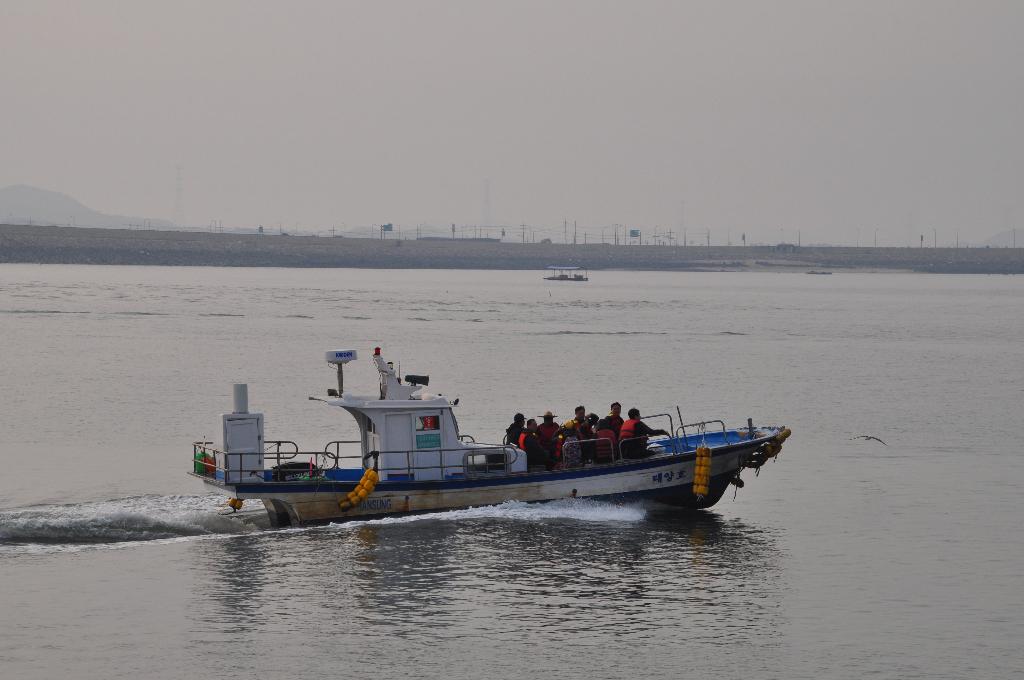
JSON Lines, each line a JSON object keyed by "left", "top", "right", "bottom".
{"left": 223, "top": 412, "right": 264, "bottom": 483}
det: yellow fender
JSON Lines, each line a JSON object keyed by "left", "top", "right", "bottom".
{"left": 693, "top": 446, "right": 712, "bottom": 496}
{"left": 338, "top": 467, "right": 379, "bottom": 511}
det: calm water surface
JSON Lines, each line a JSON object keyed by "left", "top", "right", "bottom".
{"left": 1, "top": 265, "right": 1022, "bottom": 679}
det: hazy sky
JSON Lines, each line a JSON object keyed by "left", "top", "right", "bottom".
{"left": 2, "top": 1, "right": 1021, "bottom": 244}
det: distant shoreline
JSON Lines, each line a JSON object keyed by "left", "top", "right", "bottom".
{"left": 1, "top": 224, "right": 1022, "bottom": 274}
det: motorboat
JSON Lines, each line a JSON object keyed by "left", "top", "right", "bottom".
{"left": 189, "top": 347, "right": 790, "bottom": 526}
{"left": 544, "top": 266, "right": 589, "bottom": 281}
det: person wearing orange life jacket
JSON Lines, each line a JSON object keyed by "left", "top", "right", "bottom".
{"left": 518, "top": 419, "right": 553, "bottom": 469}
{"left": 536, "top": 411, "right": 560, "bottom": 454}
{"left": 619, "top": 408, "right": 669, "bottom": 459}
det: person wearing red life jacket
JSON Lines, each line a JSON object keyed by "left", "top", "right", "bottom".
{"left": 618, "top": 408, "right": 669, "bottom": 459}
{"left": 537, "top": 411, "right": 560, "bottom": 454}
{"left": 594, "top": 417, "right": 619, "bottom": 463}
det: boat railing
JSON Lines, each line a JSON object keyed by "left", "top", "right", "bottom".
{"left": 625, "top": 413, "right": 677, "bottom": 455}
{"left": 264, "top": 439, "right": 365, "bottom": 473}
{"left": 191, "top": 441, "right": 521, "bottom": 482}
{"left": 192, "top": 441, "right": 362, "bottom": 482}
{"left": 375, "top": 444, "right": 521, "bottom": 480}
{"left": 674, "top": 419, "right": 728, "bottom": 449}
{"left": 323, "top": 439, "right": 368, "bottom": 468}
{"left": 569, "top": 434, "right": 618, "bottom": 465}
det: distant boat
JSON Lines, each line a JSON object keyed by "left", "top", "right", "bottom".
{"left": 806, "top": 270, "right": 833, "bottom": 275}
{"left": 544, "top": 266, "right": 589, "bottom": 282}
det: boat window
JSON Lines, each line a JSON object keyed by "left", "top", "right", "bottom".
{"left": 416, "top": 415, "right": 440, "bottom": 431}
{"left": 466, "top": 453, "right": 508, "bottom": 475}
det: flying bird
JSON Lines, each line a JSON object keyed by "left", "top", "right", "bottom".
{"left": 850, "top": 435, "right": 888, "bottom": 446}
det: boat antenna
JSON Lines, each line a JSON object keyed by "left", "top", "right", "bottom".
{"left": 325, "top": 350, "right": 358, "bottom": 397}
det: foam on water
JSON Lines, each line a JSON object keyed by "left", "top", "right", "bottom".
{"left": 0, "top": 495, "right": 645, "bottom": 556}
{"left": 0, "top": 494, "right": 254, "bottom": 554}
{"left": 328, "top": 498, "right": 647, "bottom": 530}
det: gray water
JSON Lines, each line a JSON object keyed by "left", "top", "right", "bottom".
{"left": 1, "top": 264, "right": 1022, "bottom": 679}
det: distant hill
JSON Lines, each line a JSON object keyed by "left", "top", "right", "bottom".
{"left": 0, "top": 185, "right": 173, "bottom": 229}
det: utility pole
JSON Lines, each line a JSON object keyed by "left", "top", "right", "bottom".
{"left": 174, "top": 165, "right": 185, "bottom": 228}
{"left": 573, "top": 220, "right": 577, "bottom": 245}
{"left": 521, "top": 223, "right": 526, "bottom": 243}
{"left": 706, "top": 229, "right": 710, "bottom": 247}
{"left": 563, "top": 218, "right": 568, "bottom": 244}
{"left": 482, "top": 178, "right": 491, "bottom": 227}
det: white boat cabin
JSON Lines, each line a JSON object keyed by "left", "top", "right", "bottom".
{"left": 325, "top": 348, "right": 525, "bottom": 481}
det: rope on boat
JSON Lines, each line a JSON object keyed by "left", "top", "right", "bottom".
{"left": 742, "top": 427, "right": 792, "bottom": 473}
{"left": 693, "top": 445, "right": 712, "bottom": 497}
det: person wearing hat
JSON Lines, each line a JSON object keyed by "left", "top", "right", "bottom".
{"left": 619, "top": 408, "right": 669, "bottom": 459}
{"left": 537, "top": 411, "right": 560, "bottom": 454}
{"left": 505, "top": 412, "right": 526, "bottom": 446}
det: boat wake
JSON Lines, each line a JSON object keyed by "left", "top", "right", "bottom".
{"left": 0, "top": 494, "right": 255, "bottom": 555}
{"left": 0, "top": 496, "right": 645, "bottom": 556}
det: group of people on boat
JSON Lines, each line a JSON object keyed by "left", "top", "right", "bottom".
{"left": 504, "top": 402, "right": 669, "bottom": 470}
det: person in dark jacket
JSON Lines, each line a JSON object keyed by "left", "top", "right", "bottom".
{"left": 618, "top": 408, "right": 669, "bottom": 459}
{"left": 606, "top": 402, "right": 624, "bottom": 436}
{"left": 505, "top": 413, "right": 526, "bottom": 446}
{"left": 574, "top": 409, "right": 598, "bottom": 463}
{"left": 518, "top": 419, "right": 553, "bottom": 470}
